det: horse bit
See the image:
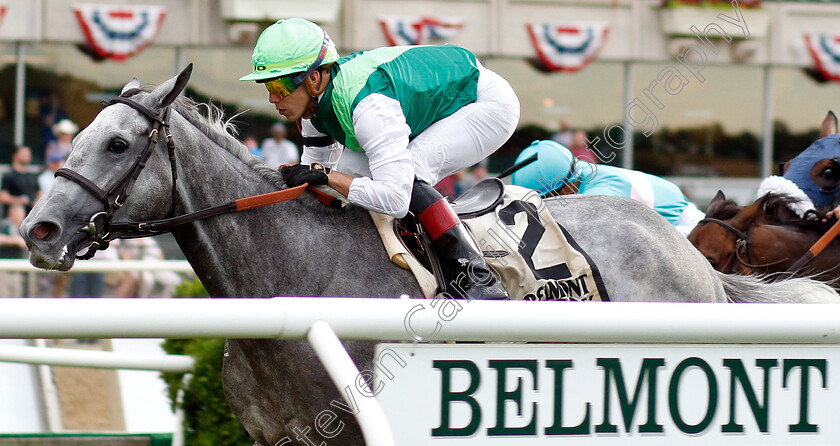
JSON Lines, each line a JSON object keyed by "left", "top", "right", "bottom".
{"left": 698, "top": 217, "right": 788, "bottom": 274}
{"left": 53, "top": 88, "right": 180, "bottom": 260}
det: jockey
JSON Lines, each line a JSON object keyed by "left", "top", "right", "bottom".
{"left": 511, "top": 140, "right": 705, "bottom": 236}
{"left": 241, "top": 18, "right": 520, "bottom": 300}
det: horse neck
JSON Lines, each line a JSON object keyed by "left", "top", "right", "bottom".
{"left": 166, "top": 116, "right": 307, "bottom": 296}
{"left": 163, "top": 114, "right": 420, "bottom": 298}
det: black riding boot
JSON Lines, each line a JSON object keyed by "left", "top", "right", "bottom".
{"left": 408, "top": 179, "right": 509, "bottom": 300}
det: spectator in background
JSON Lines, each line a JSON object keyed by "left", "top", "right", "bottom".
{"left": 569, "top": 130, "right": 597, "bottom": 164}
{"left": 434, "top": 174, "right": 457, "bottom": 198}
{"left": 551, "top": 118, "right": 574, "bottom": 148}
{"left": 0, "top": 145, "right": 40, "bottom": 215}
{"left": 242, "top": 134, "right": 263, "bottom": 160}
{"left": 471, "top": 159, "right": 489, "bottom": 182}
{"left": 45, "top": 119, "right": 78, "bottom": 162}
{"left": 261, "top": 122, "right": 299, "bottom": 168}
{"left": 0, "top": 204, "right": 28, "bottom": 297}
{"left": 111, "top": 238, "right": 181, "bottom": 298}
{"left": 68, "top": 242, "right": 118, "bottom": 298}
{"left": 40, "top": 91, "right": 68, "bottom": 150}
{"left": 38, "top": 152, "right": 66, "bottom": 194}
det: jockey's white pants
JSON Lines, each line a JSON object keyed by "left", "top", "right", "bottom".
{"left": 336, "top": 62, "right": 521, "bottom": 187}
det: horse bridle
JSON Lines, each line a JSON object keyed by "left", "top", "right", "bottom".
{"left": 52, "top": 89, "right": 314, "bottom": 262}
{"left": 54, "top": 89, "right": 179, "bottom": 260}
{"left": 698, "top": 217, "right": 788, "bottom": 274}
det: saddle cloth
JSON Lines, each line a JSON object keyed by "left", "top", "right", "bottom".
{"left": 372, "top": 184, "right": 610, "bottom": 301}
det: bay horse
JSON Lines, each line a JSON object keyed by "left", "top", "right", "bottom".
{"left": 19, "top": 66, "right": 839, "bottom": 446}
{"left": 688, "top": 190, "right": 840, "bottom": 283}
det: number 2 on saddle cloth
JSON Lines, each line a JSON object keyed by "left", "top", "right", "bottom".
{"left": 397, "top": 178, "right": 610, "bottom": 302}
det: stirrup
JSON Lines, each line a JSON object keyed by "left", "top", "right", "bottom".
{"left": 423, "top": 225, "right": 509, "bottom": 300}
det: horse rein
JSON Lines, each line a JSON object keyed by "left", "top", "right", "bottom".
{"left": 53, "top": 90, "right": 312, "bottom": 260}
{"left": 698, "top": 217, "right": 789, "bottom": 274}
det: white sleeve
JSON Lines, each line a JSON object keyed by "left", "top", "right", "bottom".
{"left": 300, "top": 119, "right": 341, "bottom": 168}
{"left": 347, "top": 94, "right": 415, "bottom": 218}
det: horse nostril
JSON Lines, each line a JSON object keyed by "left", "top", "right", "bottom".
{"left": 31, "top": 222, "right": 60, "bottom": 242}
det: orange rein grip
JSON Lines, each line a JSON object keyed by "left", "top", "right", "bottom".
{"left": 809, "top": 219, "right": 840, "bottom": 256}
{"left": 234, "top": 183, "right": 309, "bottom": 211}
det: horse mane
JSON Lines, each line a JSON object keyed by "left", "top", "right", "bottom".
{"left": 759, "top": 193, "right": 832, "bottom": 231}
{"left": 707, "top": 192, "right": 833, "bottom": 231}
{"left": 133, "top": 85, "right": 286, "bottom": 190}
{"left": 760, "top": 193, "right": 801, "bottom": 222}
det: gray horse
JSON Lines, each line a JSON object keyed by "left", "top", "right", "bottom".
{"left": 20, "top": 66, "right": 838, "bottom": 445}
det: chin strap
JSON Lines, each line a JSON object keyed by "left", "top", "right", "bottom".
{"left": 307, "top": 96, "right": 319, "bottom": 116}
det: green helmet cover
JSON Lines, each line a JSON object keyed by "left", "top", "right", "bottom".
{"left": 240, "top": 18, "right": 340, "bottom": 82}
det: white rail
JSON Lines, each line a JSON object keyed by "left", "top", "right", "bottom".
{"left": 0, "top": 298, "right": 838, "bottom": 343}
{"left": 307, "top": 321, "right": 395, "bottom": 446}
{"left": 0, "top": 342, "right": 193, "bottom": 444}
{"left": 3, "top": 297, "right": 839, "bottom": 446}
{"left": 0, "top": 259, "right": 194, "bottom": 273}
{"left": 0, "top": 344, "right": 194, "bottom": 372}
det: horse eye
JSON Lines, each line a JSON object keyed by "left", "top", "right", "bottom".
{"left": 110, "top": 139, "right": 129, "bottom": 153}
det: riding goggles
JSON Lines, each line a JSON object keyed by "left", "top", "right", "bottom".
{"left": 264, "top": 76, "right": 301, "bottom": 98}
{"left": 262, "top": 32, "right": 332, "bottom": 98}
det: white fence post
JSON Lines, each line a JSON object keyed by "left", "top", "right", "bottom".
{"left": 307, "top": 320, "right": 395, "bottom": 446}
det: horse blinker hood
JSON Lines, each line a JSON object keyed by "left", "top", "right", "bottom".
{"left": 783, "top": 134, "right": 840, "bottom": 208}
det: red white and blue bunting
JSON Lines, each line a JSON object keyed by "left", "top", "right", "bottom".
{"left": 378, "top": 16, "right": 464, "bottom": 46}
{"left": 805, "top": 33, "right": 840, "bottom": 83}
{"left": 73, "top": 4, "right": 167, "bottom": 62}
{"left": 526, "top": 22, "right": 610, "bottom": 73}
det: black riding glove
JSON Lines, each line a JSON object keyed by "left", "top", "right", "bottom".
{"left": 281, "top": 163, "right": 331, "bottom": 187}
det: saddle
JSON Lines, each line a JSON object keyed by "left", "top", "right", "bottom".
{"left": 374, "top": 179, "right": 609, "bottom": 301}
{"left": 448, "top": 178, "right": 506, "bottom": 218}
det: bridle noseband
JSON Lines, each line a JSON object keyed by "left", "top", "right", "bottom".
{"left": 54, "top": 89, "right": 179, "bottom": 260}
{"left": 698, "top": 217, "right": 788, "bottom": 274}
{"left": 52, "top": 88, "right": 316, "bottom": 263}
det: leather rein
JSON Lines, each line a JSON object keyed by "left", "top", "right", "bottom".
{"left": 698, "top": 217, "right": 789, "bottom": 274}
{"left": 54, "top": 90, "right": 309, "bottom": 260}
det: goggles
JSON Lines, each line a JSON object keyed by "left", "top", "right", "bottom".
{"left": 262, "top": 32, "right": 331, "bottom": 98}
{"left": 264, "top": 76, "right": 301, "bottom": 98}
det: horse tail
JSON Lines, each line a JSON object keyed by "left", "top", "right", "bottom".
{"left": 717, "top": 271, "right": 840, "bottom": 303}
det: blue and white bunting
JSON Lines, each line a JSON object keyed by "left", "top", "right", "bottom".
{"left": 526, "top": 22, "right": 610, "bottom": 73}
{"left": 73, "top": 4, "right": 167, "bottom": 62}
{"left": 805, "top": 33, "right": 840, "bottom": 83}
{"left": 378, "top": 16, "right": 464, "bottom": 46}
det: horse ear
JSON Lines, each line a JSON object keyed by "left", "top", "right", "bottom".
{"left": 149, "top": 63, "right": 193, "bottom": 110}
{"left": 121, "top": 78, "right": 142, "bottom": 95}
{"left": 704, "top": 190, "right": 727, "bottom": 216}
{"left": 820, "top": 111, "right": 838, "bottom": 138}
{"left": 731, "top": 194, "right": 765, "bottom": 230}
